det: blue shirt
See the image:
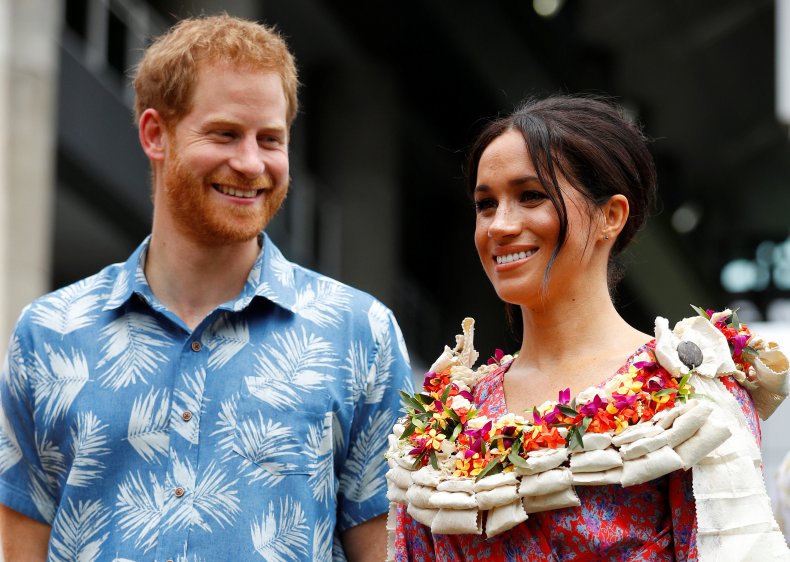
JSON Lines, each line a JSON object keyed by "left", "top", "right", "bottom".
{"left": 0, "top": 234, "right": 412, "bottom": 561}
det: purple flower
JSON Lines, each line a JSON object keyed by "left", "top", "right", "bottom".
{"left": 732, "top": 333, "right": 750, "bottom": 357}
{"left": 558, "top": 387, "right": 571, "bottom": 405}
{"left": 488, "top": 349, "right": 506, "bottom": 365}
{"left": 465, "top": 421, "right": 492, "bottom": 440}
{"left": 612, "top": 393, "right": 637, "bottom": 409}
{"left": 579, "top": 395, "right": 606, "bottom": 416}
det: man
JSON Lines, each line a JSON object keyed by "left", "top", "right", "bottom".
{"left": 0, "top": 14, "right": 411, "bottom": 561}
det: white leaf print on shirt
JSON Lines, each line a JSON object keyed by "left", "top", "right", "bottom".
{"left": 306, "top": 413, "right": 334, "bottom": 507}
{"left": 211, "top": 393, "right": 239, "bottom": 463}
{"left": 30, "top": 277, "right": 111, "bottom": 336}
{"left": 311, "top": 515, "right": 332, "bottom": 562}
{"left": 205, "top": 315, "right": 249, "bottom": 370}
{"left": 37, "top": 432, "right": 66, "bottom": 490}
{"left": 245, "top": 328, "right": 337, "bottom": 410}
{"left": 33, "top": 344, "right": 89, "bottom": 425}
{"left": 339, "top": 410, "right": 390, "bottom": 504}
{"left": 127, "top": 389, "right": 170, "bottom": 463}
{"left": 171, "top": 368, "right": 207, "bottom": 445}
{"left": 104, "top": 268, "right": 130, "bottom": 309}
{"left": 365, "top": 335, "right": 394, "bottom": 405}
{"left": 292, "top": 281, "right": 351, "bottom": 328}
{"left": 0, "top": 408, "right": 22, "bottom": 474}
{"left": 368, "top": 300, "right": 410, "bottom": 366}
{"left": 5, "top": 332, "right": 27, "bottom": 402}
{"left": 29, "top": 465, "right": 56, "bottom": 523}
{"left": 96, "top": 312, "right": 172, "bottom": 390}
{"left": 269, "top": 250, "right": 295, "bottom": 288}
{"left": 49, "top": 498, "right": 111, "bottom": 562}
{"left": 162, "top": 457, "right": 241, "bottom": 533}
{"left": 251, "top": 497, "right": 309, "bottom": 562}
{"left": 68, "top": 411, "right": 111, "bottom": 487}
{"left": 116, "top": 471, "right": 166, "bottom": 553}
{"left": 341, "top": 341, "right": 369, "bottom": 406}
{"left": 233, "top": 413, "right": 299, "bottom": 486}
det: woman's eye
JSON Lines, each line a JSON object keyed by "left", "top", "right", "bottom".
{"left": 474, "top": 199, "right": 496, "bottom": 213}
{"left": 520, "top": 190, "right": 546, "bottom": 204}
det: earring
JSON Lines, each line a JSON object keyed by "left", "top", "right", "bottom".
{"left": 603, "top": 233, "right": 609, "bottom": 240}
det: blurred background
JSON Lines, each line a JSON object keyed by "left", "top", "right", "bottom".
{"left": 0, "top": 0, "right": 789, "bottom": 537}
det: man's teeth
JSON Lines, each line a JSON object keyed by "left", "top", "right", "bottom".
{"left": 496, "top": 250, "right": 536, "bottom": 265}
{"left": 216, "top": 185, "right": 258, "bottom": 198}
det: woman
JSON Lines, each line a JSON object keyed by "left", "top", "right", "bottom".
{"left": 388, "top": 95, "right": 790, "bottom": 561}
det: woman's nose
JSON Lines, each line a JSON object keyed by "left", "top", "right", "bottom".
{"left": 488, "top": 204, "right": 521, "bottom": 238}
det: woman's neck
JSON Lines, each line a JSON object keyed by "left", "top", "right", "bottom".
{"left": 516, "top": 289, "right": 649, "bottom": 372}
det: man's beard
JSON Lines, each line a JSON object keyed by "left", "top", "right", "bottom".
{"left": 161, "top": 152, "right": 287, "bottom": 246}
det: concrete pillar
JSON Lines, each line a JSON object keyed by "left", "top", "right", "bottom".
{"left": 0, "top": 0, "right": 61, "bottom": 352}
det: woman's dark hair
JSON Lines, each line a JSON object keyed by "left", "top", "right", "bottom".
{"left": 466, "top": 94, "right": 657, "bottom": 288}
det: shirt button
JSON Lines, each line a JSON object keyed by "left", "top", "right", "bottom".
{"left": 191, "top": 341, "right": 202, "bottom": 352}
{"left": 174, "top": 487, "right": 185, "bottom": 498}
{"left": 181, "top": 411, "right": 193, "bottom": 422}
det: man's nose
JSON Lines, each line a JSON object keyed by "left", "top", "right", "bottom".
{"left": 229, "top": 137, "right": 265, "bottom": 178}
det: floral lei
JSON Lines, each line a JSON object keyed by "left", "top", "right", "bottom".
{"left": 397, "top": 307, "right": 755, "bottom": 482}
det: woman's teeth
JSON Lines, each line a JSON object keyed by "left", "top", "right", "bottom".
{"left": 496, "top": 250, "right": 536, "bottom": 265}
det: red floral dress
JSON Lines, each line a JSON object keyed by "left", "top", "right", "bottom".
{"left": 394, "top": 341, "right": 761, "bottom": 561}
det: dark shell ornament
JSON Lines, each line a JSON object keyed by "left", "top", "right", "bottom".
{"left": 677, "top": 340, "right": 703, "bottom": 370}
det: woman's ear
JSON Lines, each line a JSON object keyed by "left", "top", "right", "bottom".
{"left": 138, "top": 108, "right": 168, "bottom": 162}
{"left": 601, "top": 194, "right": 630, "bottom": 240}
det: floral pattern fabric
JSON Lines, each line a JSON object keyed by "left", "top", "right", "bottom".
{"left": 0, "top": 233, "right": 413, "bottom": 562}
{"left": 394, "top": 341, "right": 760, "bottom": 561}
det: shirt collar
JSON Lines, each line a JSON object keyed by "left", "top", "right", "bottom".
{"left": 102, "top": 233, "right": 299, "bottom": 314}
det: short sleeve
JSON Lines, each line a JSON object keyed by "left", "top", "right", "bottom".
{"left": 336, "top": 304, "right": 413, "bottom": 530}
{"left": 0, "top": 319, "right": 55, "bottom": 524}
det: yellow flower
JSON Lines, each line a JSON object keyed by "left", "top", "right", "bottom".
{"left": 425, "top": 428, "right": 446, "bottom": 451}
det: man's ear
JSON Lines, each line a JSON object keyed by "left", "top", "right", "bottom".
{"left": 138, "top": 108, "right": 168, "bottom": 162}
{"left": 601, "top": 194, "right": 630, "bottom": 239}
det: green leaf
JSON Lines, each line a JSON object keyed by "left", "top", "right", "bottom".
{"left": 440, "top": 384, "right": 453, "bottom": 403}
{"left": 399, "top": 391, "right": 426, "bottom": 413}
{"left": 449, "top": 423, "right": 464, "bottom": 442}
{"left": 567, "top": 427, "right": 584, "bottom": 450}
{"left": 412, "top": 450, "right": 427, "bottom": 470}
{"left": 474, "top": 453, "right": 505, "bottom": 482}
{"left": 507, "top": 449, "right": 529, "bottom": 468}
{"left": 445, "top": 407, "right": 461, "bottom": 424}
{"left": 558, "top": 405, "right": 579, "bottom": 417}
{"left": 429, "top": 449, "right": 439, "bottom": 470}
{"left": 416, "top": 392, "right": 435, "bottom": 405}
{"left": 690, "top": 304, "right": 710, "bottom": 319}
{"left": 730, "top": 309, "right": 741, "bottom": 330}
{"left": 400, "top": 423, "right": 416, "bottom": 440}
{"left": 652, "top": 388, "right": 678, "bottom": 398}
